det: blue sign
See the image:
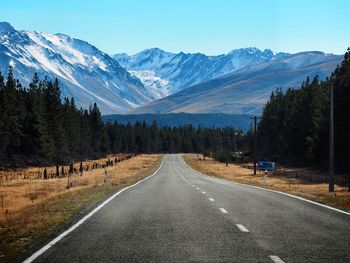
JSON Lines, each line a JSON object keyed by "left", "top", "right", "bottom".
{"left": 258, "top": 161, "right": 275, "bottom": 171}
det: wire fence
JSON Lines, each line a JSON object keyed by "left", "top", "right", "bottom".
{"left": 0, "top": 154, "right": 134, "bottom": 185}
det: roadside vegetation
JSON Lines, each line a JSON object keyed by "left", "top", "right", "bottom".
{"left": 258, "top": 48, "right": 350, "bottom": 184}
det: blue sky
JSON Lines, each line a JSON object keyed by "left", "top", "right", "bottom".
{"left": 0, "top": 0, "right": 349, "bottom": 55}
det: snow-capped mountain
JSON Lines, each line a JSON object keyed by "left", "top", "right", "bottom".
{"left": 0, "top": 22, "right": 159, "bottom": 114}
{"left": 113, "top": 47, "right": 290, "bottom": 94}
{"left": 130, "top": 51, "right": 342, "bottom": 115}
{"left": 0, "top": 21, "right": 342, "bottom": 116}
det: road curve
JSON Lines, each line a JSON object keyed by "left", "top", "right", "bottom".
{"left": 25, "top": 154, "right": 350, "bottom": 262}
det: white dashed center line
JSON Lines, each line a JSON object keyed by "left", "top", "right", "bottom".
{"left": 219, "top": 208, "right": 228, "bottom": 214}
{"left": 236, "top": 224, "right": 249, "bottom": 232}
{"left": 196, "top": 187, "right": 200, "bottom": 190}
{"left": 208, "top": 198, "right": 215, "bottom": 202}
{"left": 269, "top": 255, "right": 285, "bottom": 263}
{"left": 201, "top": 191, "right": 206, "bottom": 194}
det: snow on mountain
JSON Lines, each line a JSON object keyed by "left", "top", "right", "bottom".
{"left": 130, "top": 51, "right": 342, "bottom": 115}
{"left": 0, "top": 21, "right": 342, "bottom": 116}
{"left": 0, "top": 22, "right": 159, "bottom": 114}
{"left": 129, "top": 70, "right": 169, "bottom": 97}
{"left": 113, "top": 47, "right": 290, "bottom": 94}
{"left": 116, "top": 48, "right": 175, "bottom": 70}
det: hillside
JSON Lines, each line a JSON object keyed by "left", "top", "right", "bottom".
{"left": 130, "top": 52, "right": 342, "bottom": 115}
{"left": 0, "top": 21, "right": 342, "bottom": 115}
{"left": 0, "top": 22, "right": 157, "bottom": 114}
{"left": 114, "top": 47, "right": 289, "bottom": 94}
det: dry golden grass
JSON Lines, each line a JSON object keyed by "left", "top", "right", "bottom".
{"left": 0, "top": 154, "right": 132, "bottom": 183}
{"left": 0, "top": 154, "right": 161, "bottom": 263}
{"left": 184, "top": 154, "right": 350, "bottom": 213}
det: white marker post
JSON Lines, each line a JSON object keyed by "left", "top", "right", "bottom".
{"left": 104, "top": 168, "right": 110, "bottom": 185}
{"left": 264, "top": 170, "right": 268, "bottom": 185}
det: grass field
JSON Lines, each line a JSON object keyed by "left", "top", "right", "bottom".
{"left": 0, "top": 154, "right": 162, "bottom": 262}
{"left": 184, "top": 154, "right": 350, "bottom": 213}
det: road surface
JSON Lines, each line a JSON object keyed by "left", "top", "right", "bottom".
{"left": 25, "top": 154, "right": 350, "bottom": 262}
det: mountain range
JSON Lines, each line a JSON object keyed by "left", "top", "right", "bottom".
{"left": 0, "top": 22, "right": 343, "bottom": 115}
{"left": 113, "top": 47, "right": 291, "bottom": 95}
{"left": 0, "top": 22, "right": 159, "bottom": 114}
{"left": 129, "top": 51, "right": 341, "bottom": 114}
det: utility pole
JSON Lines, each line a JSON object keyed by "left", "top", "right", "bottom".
{"left": 329, "top": 82, "right": 335, "bottom": 192}
{"left": 250, "top": 116, "right": 260, "bottom": 175}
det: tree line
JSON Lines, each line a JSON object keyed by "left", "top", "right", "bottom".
{"left": 0, "top": 69, "right": 245, "bottom": 167}
{"left": 258, "top": 48, "right": 350, "bottom": 176}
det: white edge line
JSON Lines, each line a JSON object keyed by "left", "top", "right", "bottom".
{"left": 236, "top": 224, "right": 249, "bottom": 232}
{"left": 269, "top": 255, "right": 285, "bottom": 263}
{"left": 219, "top": 208, "right": 228, "bottom": 214}
{"left": 23, "top": 155, "right": 166, "bottom": 263}
{"left": 181, "top": 155, "right": 350, "bottom": 216}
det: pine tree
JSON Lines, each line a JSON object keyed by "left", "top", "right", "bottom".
{"left": 1, "top": 67, "right": 25, "bottom": 157}
{"left": 0, "top": 71, "right": 5, "bottom": 158}
{"left": 25, "top": 73, "right": 51, "bottom": 159}
{"left": 63, "top": 97, "right": 80, "bottom": 158}
{"left": 0, "top": 70, "right": 250, "bottom": 169}
{"left": 44, "top": 78, "right": 68, "bottom": 163}
{"left": 150, "top": 120, "right": 159, "bottom": 152}
{"left": 100, "top": 124, "right": 111, "bottom": 154}
{"left": 333, "top": 48, "right": 350, "bottom": 174}
{"left": 78, "top": 109, "right": 92, "bottom": 158}
{"left": 126, "top": 122, "right": 135, "bottom": 152}
{"left": 89, "top": 103, "right": 103, "bottom": 156}
{"left": 258, "top": 47, "right": 350, "bottom": 176}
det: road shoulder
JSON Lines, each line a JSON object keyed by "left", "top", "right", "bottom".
{"left": 183, "top": 154, "right": 350, "bottom": 214}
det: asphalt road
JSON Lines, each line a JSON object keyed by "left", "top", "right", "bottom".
{"left": 26, "top": 154, "right": 350, "bottom": 262}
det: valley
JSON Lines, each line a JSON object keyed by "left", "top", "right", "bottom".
{"left": 1, "top": 1, "right": 350, "bottom": 262}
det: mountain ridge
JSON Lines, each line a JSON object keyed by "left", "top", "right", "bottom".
{"left": 113, "top": 47, "right": 291, "bottom": 95}
{"left": 0, "top": 21, "right": 342, "bottom": 116}
{"left": 0, "top": 22, "right": 159, "bottom": 114}
{"left": 129, "top": 51, "right": 342, "bottom": 115}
